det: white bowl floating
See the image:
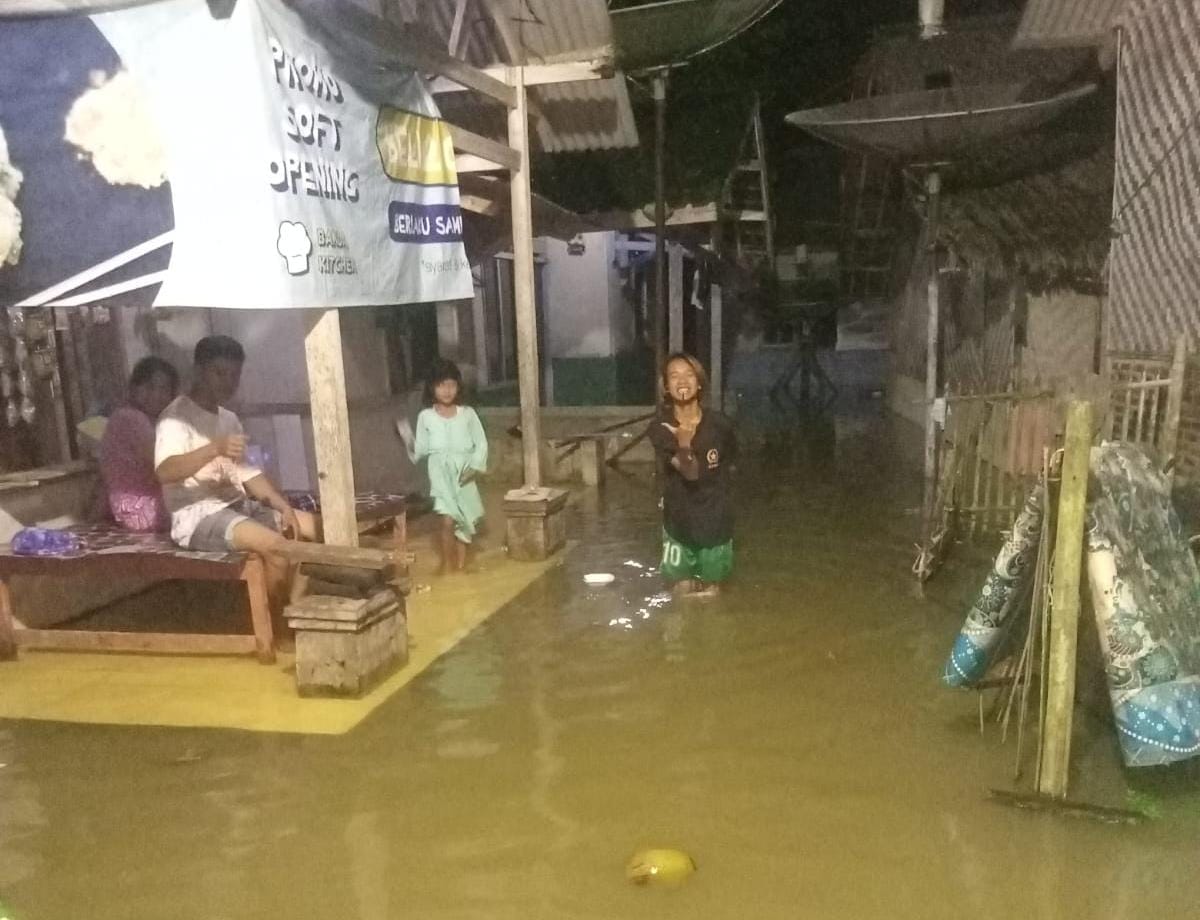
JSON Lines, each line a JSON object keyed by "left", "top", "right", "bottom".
{"left": 584, "top": 573, "right": 616, "bottom": 586}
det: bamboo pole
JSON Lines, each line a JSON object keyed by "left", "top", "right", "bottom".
{"left": 304, "top": 309, "right": 358, "bottom": 547}
{"left": 1162, "top": 336, "right": 1186, "bottom": 477}
{"left": 1135, "top": 366, "right": 1149, "bottom": 442}
{"left": 1037, "top": 399, "right": 1093, "bottom": 799}
{"left": 507, "top": 64, "right": 542, "bottom": 488}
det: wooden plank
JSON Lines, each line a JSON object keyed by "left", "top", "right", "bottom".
{"left": 15, "top": 629, "right": 259, "bottom": 656}
{"left": 668, "top": 244, "right": 684, "bottom": 354}
{"left": 303, "top": 310, "right": 359, "bottom": 547}
{"left": 1038, "top": 400, "right": 1093, "bottom": 799}
{"left": 446, "top": 124, "right": 520, "bottom": 172}
{"left": 1162, "top": 336, "right": 1186, "bottom": 476}
{"left": 711, "top": 284, "right": 724, "bottom": 411}
{"left": 507, "top": 67, "right": 543, "bottom": 489}
{"left": 455, "top": 154, "right": 505, "bottom": 174}
{"left": 286, "top": 590, "right": 397, "bottom": 624}
{"left": 275, "top": 541, "right": 393, "bottom": 570}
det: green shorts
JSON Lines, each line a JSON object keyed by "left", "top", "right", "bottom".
{"left": 660, "top": 530, "right": 734, "bottom": 584}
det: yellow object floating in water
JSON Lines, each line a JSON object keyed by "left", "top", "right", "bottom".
{"left": 626, "top": 848, "right": 697, "bottom": 886}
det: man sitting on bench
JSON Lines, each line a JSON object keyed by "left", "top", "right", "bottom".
{"left": 155, "top": 335, "right": 320, "bottom": 616}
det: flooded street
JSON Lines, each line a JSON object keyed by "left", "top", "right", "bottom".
{"left": 2, "top": 406, "right": 1200, "bottom": 920}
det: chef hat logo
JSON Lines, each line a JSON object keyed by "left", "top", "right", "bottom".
{"left": 276, "top": 221, "right": 312, "bottom": 275}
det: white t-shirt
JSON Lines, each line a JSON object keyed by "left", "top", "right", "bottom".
{"left": 154, "top": 395, "right": 263, "bottom": 547}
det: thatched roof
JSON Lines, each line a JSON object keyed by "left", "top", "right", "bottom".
{"left": 935, "top": 141, "right": 1113, "bottom": 293}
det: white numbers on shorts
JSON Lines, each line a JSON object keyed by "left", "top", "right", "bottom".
{"left": 662, "top": 540, "right": 682, "bottom": 568}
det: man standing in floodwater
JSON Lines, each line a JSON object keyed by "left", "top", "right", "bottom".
{"left": 648, "top": 352, "right": 737, "bottom": 598}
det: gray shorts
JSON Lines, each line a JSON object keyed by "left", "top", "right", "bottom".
{"left": 189, "top": 500, "right": 282, "bottom": 552}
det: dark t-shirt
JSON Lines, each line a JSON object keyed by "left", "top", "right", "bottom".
{"left": 647, "top": 406, "right": 737, "bottom": 548}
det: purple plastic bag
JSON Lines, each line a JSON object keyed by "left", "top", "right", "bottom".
{"left": 11, "top": 527, "right": 82, "bottom": 557}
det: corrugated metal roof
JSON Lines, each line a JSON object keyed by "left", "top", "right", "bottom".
{"left": 387, "top": 0, "right": 639, "bottom": 152}
{"left": 1013, "top": 0, "right": 1127, "bottom": 48}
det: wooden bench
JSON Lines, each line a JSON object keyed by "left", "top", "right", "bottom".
{"left": 0, "top": 492, "right": 422, "bottom": 665}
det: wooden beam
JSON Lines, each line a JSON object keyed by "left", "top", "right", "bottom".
{"left": 275, "top": 540, "right": 394, "bottom": 571}
{"left": 431, "top": 57, "right": 613, "bottom": 93}
{"left": 446, "top": 124, "right": 520, "bottom": 172}
{"left": 584, "top": 204, "right": 766, "bottom": 231}
{"left": 313, "top": 0, "right": 515, "bottom": 108}
{"left": 14, "top": 629, "right": 261, "bottom": 656}
{"left": 456, "top": 153, "right": 505, "bottom": 173}
{"left": 668, "top": 244, "right": 684, "bottom": 354}
{"left": 304, "top": 310, "right": 359, "bottom": 547}
{"left": 711, "top": 283, "right": 724, "bottom": 411}
{"left": 447, "top": 0, "right": 472, "bottom": 57}
{"left": 507, "top": 67, "right": 543, "bottom": 488}
{"left": 1037, "top": 399, "right": 1093, "bottom": 799}
{"left": 460, "top": 194, "right": 503, "bottom": 217}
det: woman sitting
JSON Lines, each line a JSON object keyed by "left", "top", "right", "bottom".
{"left": 98, "top": 356, "right": 178, "bottom": 532}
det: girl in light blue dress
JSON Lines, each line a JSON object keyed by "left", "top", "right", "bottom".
{"left": 398, "top": 360, "right": 488, "bottom": 573}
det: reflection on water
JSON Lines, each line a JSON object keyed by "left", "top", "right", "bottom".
{"left": 3, "top": 405, "right": 1200, "bottom": 919}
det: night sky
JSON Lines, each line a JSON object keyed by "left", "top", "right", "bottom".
{"left": 535, "top": 0, "right": 1026, "bottom": 241}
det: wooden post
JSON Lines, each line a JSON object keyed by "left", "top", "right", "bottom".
{"left": 711, "top": 283, "right": 724, "bottom": 411}
{"left": 304, "top": 309, "right": 359, "bottom": 547}
{"left": 668, "top": 244, "right": 684, "bottom": 354}
{"left": 1162, "top": 335, "right": 1186, "bottom": 482}
{"left": 0, "top": 578, "right": 16, "bottom": 661}
{"left": 1037, "top": 399, "right": 1093, "bottom": 799}
{"left": 921, "top": 170, "right": 942, "bottom": 542}
{"left": 507, "top": 65, "right": 543, "bottom": 488}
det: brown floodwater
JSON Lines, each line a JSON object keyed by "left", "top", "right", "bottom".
{"left": 2, "top": 406, "right": 1200, "bottom": 920}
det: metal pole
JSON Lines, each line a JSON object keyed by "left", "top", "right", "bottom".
{"left": 921, "top": 170, "right": 942, "bottom": 542}
{"left": 653, "top": 70, "right": 668, "bottom": 398}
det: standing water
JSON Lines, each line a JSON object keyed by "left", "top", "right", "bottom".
{"left": 1, "top": 407, "right": 1199, "bottom": 920}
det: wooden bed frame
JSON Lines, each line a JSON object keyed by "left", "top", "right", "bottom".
{"left": 0, "top": 492, "right": 418, "bottom": 665}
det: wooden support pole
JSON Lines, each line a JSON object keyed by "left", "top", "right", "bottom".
{"left": 921, "top": 170, "right": 942, "bottom": 543}
{"left": 1037, "top": 399, "right": 1093, "bottom": 799}
{"left": 507, "top": 66, "right": 543, "bottom": 488}
{"left": 668, "top": 244, "right": 684, "bottom": 354}
{"left": 711, "top": 283, "right": 724, "bottom": 411}
{"left": 304, "top": 309, "right": 359, "bottom": 547}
